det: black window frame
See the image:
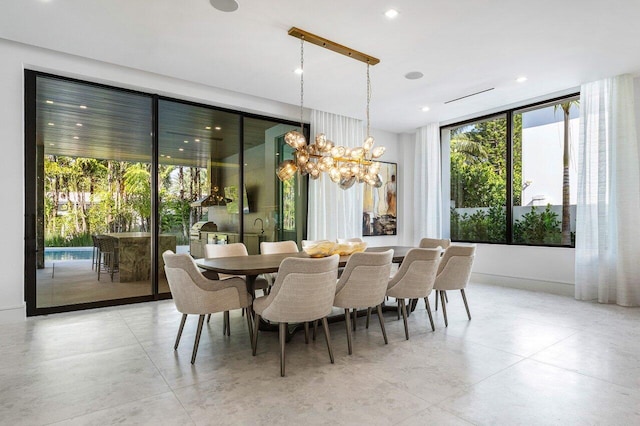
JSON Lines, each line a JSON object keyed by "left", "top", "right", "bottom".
{"left": 441, "top": 92, "right": 580, "bottom": 248}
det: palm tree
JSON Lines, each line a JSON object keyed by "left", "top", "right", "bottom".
{"left": 555, "top": 100, "right": 579, "bottom": 245}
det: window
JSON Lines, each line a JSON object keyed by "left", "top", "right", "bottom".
{"left": 442, "top": 95, "right": 579, "bottom": 247}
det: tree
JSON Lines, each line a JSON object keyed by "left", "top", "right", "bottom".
{"left": 555, "top": 100, "right": 579, "bottom": 245}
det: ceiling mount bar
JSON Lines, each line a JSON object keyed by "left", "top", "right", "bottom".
{"left": 288, "top": 27, "right": 380, "bottom": 66}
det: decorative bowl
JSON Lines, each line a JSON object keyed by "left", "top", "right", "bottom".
{"left": 302, "top": 240, "right": 337, "bottom": 257}
{"left": 302, "top": 240, "right": 367, "bottom": 257}
{"left": 333, "top": 241, "right": 367, "bottom": 256}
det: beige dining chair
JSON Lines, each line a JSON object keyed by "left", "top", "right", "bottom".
{"left": 386, "top": 248, "right": 441, "bottom": 339}
{"left": 252, "top": 254, "right": 339, "bottom": 377}
{"left": 418, "top": 237, "right": 451, "bottom": 249}
{"left": 433, "top": 245, "right": 476, "bottom": 327}
{"left": 203, "top": 243, "right": 268, "bottom": 335}
{"left": 259, "top": 241, "right": 299, "bottom": 291}
{"left": 333, "top": 250, "right": 393, "bottom": 354}
{"left": 418, "top": 237, "right": 451, "bottom": 309}
{"left": 162, "top": 250, "right": 253, "bottom": 364}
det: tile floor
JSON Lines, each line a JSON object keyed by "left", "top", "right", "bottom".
{"left": 2, "top": 283, "right": 640, "bottom": 425}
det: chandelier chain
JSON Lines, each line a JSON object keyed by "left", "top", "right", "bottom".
{"left": 366, "top": 63, "right": 371, "bottom": 137}
{"left": 300, "top": 37, "right": 304, "bottom": 131}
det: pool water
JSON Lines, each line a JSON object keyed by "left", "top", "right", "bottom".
{"left": 44, "top": 247, "right": 93, "bottom": 261}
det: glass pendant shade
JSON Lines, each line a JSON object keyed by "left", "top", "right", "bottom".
{"left": 339, "top": 176, "right": 356, "bottom": 189}
{"left": 363, "top": 136, "right": 375, "bottom": 151}
{"left": 371, "top": 146, "right": 386, "bottom": 158}
{"left": 277, "top": 160, "right": 298, "bottom": 181}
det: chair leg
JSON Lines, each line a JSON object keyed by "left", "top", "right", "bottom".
{"left": 224, "top": 311, "right": 230, "bottom": 336}
{"left": 461, "top": 289, "right": 471, "bottom": 320}
{"left": 191, "top": 315, "right": 205, "bottom": 364}
{"left": 366, "top": 307, "right": 371, "bottom": 329}
{"left": 206, "top": 313, "right": 211, "bottom": 323}
{"left": 174, "top": 314, "right": 187, "bottom": 350}
{"left": 97, "top": 253, "right": 102, "bottom": 281}
{"left": 397, "top": 299, "right": 401, "bottom": 320}
{"left": 252, "top": 312, "right": 260, "bottom": 356}
{"left": 440, "top": 290, "right": 449, "bottom": 327}
{"left": 279, "top": 322, "right": 287, "bottom": 377}
{"left": 444, "top": 291, "right": 449, "bottom": 303}
{"left": 245, "top": 307, "right": 254, "bottom": 346}
{"left": 304, "top": 322, "right": 310, "bottom": 344}
{"left": 344, "top": 309, "right": 353, "bottom": 355}
{"left": 377, "top": 304, "right": 388, "bottom": 344}
{"left": 424, "top": 297, "right": 435, "bottom": 332}
{"left": 321, "top": 317, "right": 334, "bottom": 364}
{"left": 400, "top": 298, "right": 409, "bottom": 340}
{"left": 312, "top": 319, "right": 318, "bottom": 341}
{"left": 352, "top": 308, "right": 357, "bottom": 331}
{"left": 435, "top": 290, "right": 439, "bottom": 311}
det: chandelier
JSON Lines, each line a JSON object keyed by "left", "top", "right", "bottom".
{"left": 277, "top": 28, "right": 385, "bottom": 190}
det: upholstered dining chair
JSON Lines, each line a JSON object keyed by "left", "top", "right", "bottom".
{"left": 203, "top": 242, "right": 268, "bottom": 335}
{"left": 252, "top": 254, "right": 339, "bottom": 377}
{"left": 333, "top": 250, "right": 393, "bottom": 354}
{"left": 162, "top": 250, "right": 253, "bottom": 364}
{"left": 433, "top": 244, "right": 476, "bottom": 327}
{"left": 418, "top": 237, "right": 451, "bottom": 250}
{"left": 386, "top": 248, "right": 441, "bottom": 339}
{"left": 259, "top": 241, "right": 299, "bottom": 290}
{"left": 418, "top": 237, "right": 451, "bottom": 309}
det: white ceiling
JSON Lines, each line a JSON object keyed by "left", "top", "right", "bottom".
{"left": 2, "top": 0, "right": 640, "bottom": 133}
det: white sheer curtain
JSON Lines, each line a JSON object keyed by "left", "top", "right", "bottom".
{"left": 413, "top": 123, "right": 442, "bottom": 243}
{"left": 575, "top": 74, "right": 640, "bottom": 306}
{"left": 307, "top": 110, "right": 363, "bottom": 241}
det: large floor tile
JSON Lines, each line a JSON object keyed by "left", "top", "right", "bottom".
{"left": 532, "top": 329, "right": 640, "bottom": 390}
{"left": 440, "top": 359, "right": 640, "bottom": 425}
{"left": 50, "top": 392, "right": 194, "bottom": 425}
{"left": 0, "top": 345, "right": 170, "bottom": 425}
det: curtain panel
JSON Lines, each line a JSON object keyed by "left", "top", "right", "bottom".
{"left": 575, "top": 74, "right": 640, "bottom": 306}
{"left": 307, "top": 110, "right": 364, "bottom": 241}
{"left": 413, "top": 123, "right": 442, "bottom": 243}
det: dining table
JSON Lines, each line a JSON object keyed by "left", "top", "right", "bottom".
{"left": 196, "top": 246, "right": 414, "bottom": 340}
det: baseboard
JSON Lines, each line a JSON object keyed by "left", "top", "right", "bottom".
{"left": 0, "top": 303, "right": 26, "bottom": 324}
{"left": 471, "top": 272, "right": 574, "bottom": 297}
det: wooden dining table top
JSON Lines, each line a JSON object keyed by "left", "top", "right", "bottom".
{"left": 195, "top": 245, "right": 413, "bottom": 276}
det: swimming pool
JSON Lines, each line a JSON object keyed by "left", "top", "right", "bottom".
{"left": 44, "top": 247, "right": 93, "bottom": 261}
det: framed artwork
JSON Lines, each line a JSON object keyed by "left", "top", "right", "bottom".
{"left": 362, "top": 162, "right": 397, "bottom": 236}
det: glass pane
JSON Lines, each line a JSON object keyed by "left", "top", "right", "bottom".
{"left": 448, "top": 115, "right": 507, "bottom": 243}
{"left": 243, "top": 118, "right": 302, "bottom": 252}
{"left": 512, "top": 98, "right": 579, "bottom": 246}
{"left": 35, "top": 76, "right": 153, "bottom": 308}
{"left": 158, "top": 100, "right": 241, "bottom": 275}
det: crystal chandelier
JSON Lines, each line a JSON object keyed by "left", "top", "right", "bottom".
{"left": 277, "top": 28, "right": 385, "bottom": 190}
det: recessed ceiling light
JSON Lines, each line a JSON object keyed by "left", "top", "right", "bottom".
{"left": 205, "top": 126, "right": 211, "bottom": 130}
{"left": 47, "top": 122, "right": 54, "bottom": 126}
{"left": 516, "top": 76, "right": 528, "bottom": 83}
{"left": 405, "top": 71, "right": 423, "bottom": 80}
{"left": 179, "top": 148, "right": 184, "bottom": 152}
{"left": 73, "top": 136, "right": 79, "bottom": 140}
{"left": 195, "top": 138, "right": 200, "bottom": 142}
{"left": 79, "top": 105, "right": 87, "bottom": 109}
{"left": 385, "top": 9, "right": 399, "bottom": 19}
{"left": 276, "top": 153, "right": 280, "bottom": 156}
{"left": 76, "top": 123, "right": 83, "bottom": 127}
{"left": 421, "top": 106, "right": 430, "bottom": 112}
{"left": 209, "top": 0, "right": 238, "bottom": 12}
{"left": 45, "top": 100, "right": 53, "bottom": 104}
{"left": 184, "top": 140, "right": 189, "bottom": 143}
{"left": 215, "top": 126, "right": 221, "bottom": 130}
{"left": 294, "top": 68, "right": 303, "bottom": 75}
